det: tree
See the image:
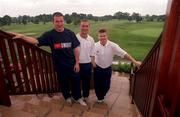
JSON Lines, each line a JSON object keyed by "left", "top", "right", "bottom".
{"left": 0, "top": 17, "right": 2, "bottom": 26}
{"left": 157, "top": 15, "right": 166, "bottom": 22}
{"left": 102, "top": 15, "right": 113, "bottom": 21}
{"left": 128, "top": 16, "right": 132, "bottom": 22}
{"left": 1, "top": 15, "right": 12, "bottom": 26}
{"left": 113, "top": 11, "right": 130, "bottom": 20}
{"left": 71, "top": 12, "right": 80, "bottom": 25}
{"left": 41, "top": 14, "right": 47, "bottom": 24}
{"left": 79, "top": 13, "right": 86, "bottom": 19}
{"left": 131, "top": 12, "right": 142, "bottom": 23}
{"left": 33, "top": 16, "right": 40, "bottom": 24}
{"left": 87, "top": 14, "right": 93, "bottom": 20}
{"left": 93, "top": 16, "right": 99, "bottom": 22}
{"left": 17, "top": 16, "right": 23, "bottom": 24}
{"left": 64, "top": 14, "right": 72, "bottom": 24}
{"left": 73, "top": 18, "right": 80, "bottom": 25}
{"left": 22, "top": 15, "right": 28, "bottom": 25}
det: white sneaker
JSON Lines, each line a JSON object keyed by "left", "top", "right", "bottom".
{"left": 97, "top": 99, "right": 104, "bottom": 103}
{"left": 66, "top": 97, "right": 72, "bottom": 104}
{"left": 77, "top": 98, "right": 87, "bottom": 106}
{"left": 83, "top": 97, "right": 88, "bottom": 102}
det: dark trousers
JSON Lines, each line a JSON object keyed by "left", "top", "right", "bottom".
{"left": 56, "top": 67, "right": 81, "bottom": 100}
{"left": 80, "top": 63, "right": 92, "bottom": 98}
{"left": 94, "top": 65, "right": 112, "bottom": 100}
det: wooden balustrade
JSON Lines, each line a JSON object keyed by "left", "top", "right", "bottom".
{"left": 130, "top": 34, "right": 161, "bottom": 116}
{"left": 0, "top": 30, "right": 59, "bottom": 106}
{"left": 131, "top": 0, "right": 180, "bottom": 116}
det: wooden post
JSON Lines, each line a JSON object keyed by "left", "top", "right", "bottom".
{"left": 0, "top": 60, "right": 11, "bottom": 106}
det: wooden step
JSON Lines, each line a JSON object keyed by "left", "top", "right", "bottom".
{"left": 0, "top": 105, "right": 36, "bottom": 117}
{"left": 22, "top": 103, "right": 51, "bottom": 117}
{"left": 46, "top": 110, "right": 73, "bottom": 117}
{"left": 82, "top": 111, "right": 104, "bottom": 117}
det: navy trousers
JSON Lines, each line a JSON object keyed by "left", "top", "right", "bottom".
{"left": 79, "top": 63, "right": 92, "bottom": 98}
{"left": 56, "top": 66, "right": 81, "bottom": 100}
{"left": 93, "top": 65, "right": 112, "bottom": 100}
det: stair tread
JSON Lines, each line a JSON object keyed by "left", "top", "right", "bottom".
{"left": 0, "top": 106, "right": 36, "bottom": 117}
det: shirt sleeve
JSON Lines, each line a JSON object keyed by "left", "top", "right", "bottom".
{"left": 90, "top": 38, "right": 95, "bottom": 56}
{"left": 112, "top": 43, "right": 127, "bottom": 58}
{"left": 71, "top": 31, "right": 80, "bottom": 49}
{"left": 37, "top": 31, "right": 50, "bottom": 47}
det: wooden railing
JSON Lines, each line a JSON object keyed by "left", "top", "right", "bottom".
{"left": 0, "top": 30, "right": 59, "bottom": 106}
{"left": 130, "top": 34, "right": 161, "bottom": 116}
{"left": 131, "top": 0, "right": 180, "bottom": 116}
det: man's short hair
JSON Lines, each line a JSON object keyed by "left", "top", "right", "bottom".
{"left": 52, "top": 12, "right": 63, "bottom": 18}
{"left": 81, "top": 19, "right": 89, "bottom": 22}
{"left": 98, "top": 28, "right": 107, "bottom": 33}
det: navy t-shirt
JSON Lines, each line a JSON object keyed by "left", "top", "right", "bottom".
{"left": 37, "top": 28, "right": 80, "bottom": 70}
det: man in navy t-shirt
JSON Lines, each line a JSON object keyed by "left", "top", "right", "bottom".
{"left": 12, "top": 12, "right": 87, "bottom": 106}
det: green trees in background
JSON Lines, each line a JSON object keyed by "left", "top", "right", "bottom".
{"left": 0, "top": 15, "right": 11, "bottom": 26}
{"left": 0, "top": 11, "right": 165, "bottom": 26}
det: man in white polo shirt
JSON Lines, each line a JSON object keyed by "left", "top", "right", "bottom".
{"left": 76, "top": 19, "right": 95, "bottom": 102}
{"left": 94, "top": 28, "right": 141, "bottom": 102}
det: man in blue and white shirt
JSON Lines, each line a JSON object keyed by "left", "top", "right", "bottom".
{"left": 12, "top": 12, "right": 87, "bottom": 106}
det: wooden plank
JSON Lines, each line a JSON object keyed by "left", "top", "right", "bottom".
{"left": 36, "top": 51, "right": 46, "bottom": 92}
{"left": 41, "top": 53, "right": 49, "bottom": 92}
{"left": 8, "top": 40, "right": 24, "bottom": 93}
{"left": 144, "top": 48, "right": 160, "bottom": 116}
{"left": 50, "top": 57, "right": 59, "bottom": 91}
{"left": 31, "top": 48, "right": 41, "bottom": 92}
{"left": 24, "top": 46, "right": 36, "bottom": 92}
{"left": 158, "top": 95, "right": 168, "bottom": 117}
{"left": 0, "top": 54, "right": 11, "bottom": 106}
{"left": 44, "top": 54, "right": 51, "bottom": 92}
{"left": 143, "top": 57, "right": 153, "bottom": 116}
{"left": 16, "top": 42, "right": 31, "bottom": 93}
{"left": 46, "top": 55, "right": 53, "bottom": 92}
{"left": 0, "top": 39, "right": 15, "bottom": 92}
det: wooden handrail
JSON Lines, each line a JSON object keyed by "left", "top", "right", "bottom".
{"left": 135, "top": 33, "right": 162, "bottom": 73}
{"left": 0, "top": 30, "right": 59, "bottom": 106}
{"left": 131, "top": 0, "right": 180, "bottom": 117}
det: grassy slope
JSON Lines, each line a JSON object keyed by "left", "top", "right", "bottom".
{"left": 1, "top": 20, "right": 164, "bottom": 61}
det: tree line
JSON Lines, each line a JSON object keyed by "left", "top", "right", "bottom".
{"left": 0, "top": 11, "right": 165, "bottom": 26}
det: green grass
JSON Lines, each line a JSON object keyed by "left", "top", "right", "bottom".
{"left": 0, "top": 20, "right": 164, "bottom": 61}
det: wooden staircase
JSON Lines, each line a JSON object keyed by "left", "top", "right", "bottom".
{"left": 0, "top": 73, "right": 140, "bottom": 117}
{"left": 1, "top": 0, "right": 180, "bottom": 116}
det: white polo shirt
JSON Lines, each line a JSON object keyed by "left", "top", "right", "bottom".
{"left": 76, "top": 33, "right": 95, "bottom": 63}
{"left": 94, "top": 40, "right": 127, "bottom": 68}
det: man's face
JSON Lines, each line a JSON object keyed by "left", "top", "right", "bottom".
{"left": 98, "top": 32, "right": 108, "bottom": 45}
{"left": 80, "top": 21, "right": 89, "bottom": 35}
{"left": 53, "top": 16, "right": 64, "bottom": 32}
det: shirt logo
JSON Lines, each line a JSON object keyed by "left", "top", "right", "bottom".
{"left": 96, "top": 50, "right": 100, "bottom": 55}
{"left": 61, "top": 43, "right": 72, "bottom": 48}
{"left": 54, "top": 43, "right": 61, "bottom": 49}
{"left": 54, "top": 42, "right": 72, "bottom": 49}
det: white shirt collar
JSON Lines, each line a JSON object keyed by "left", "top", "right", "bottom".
{"left": 99, "top": 40, "right": 109, "bottom": 47}
{"left": 77, "top": 33, "right": 89, "bottom": 40}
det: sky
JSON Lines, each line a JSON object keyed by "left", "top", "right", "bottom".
{"left": 0, "top": 0, "right": 168, "bottom": 17}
